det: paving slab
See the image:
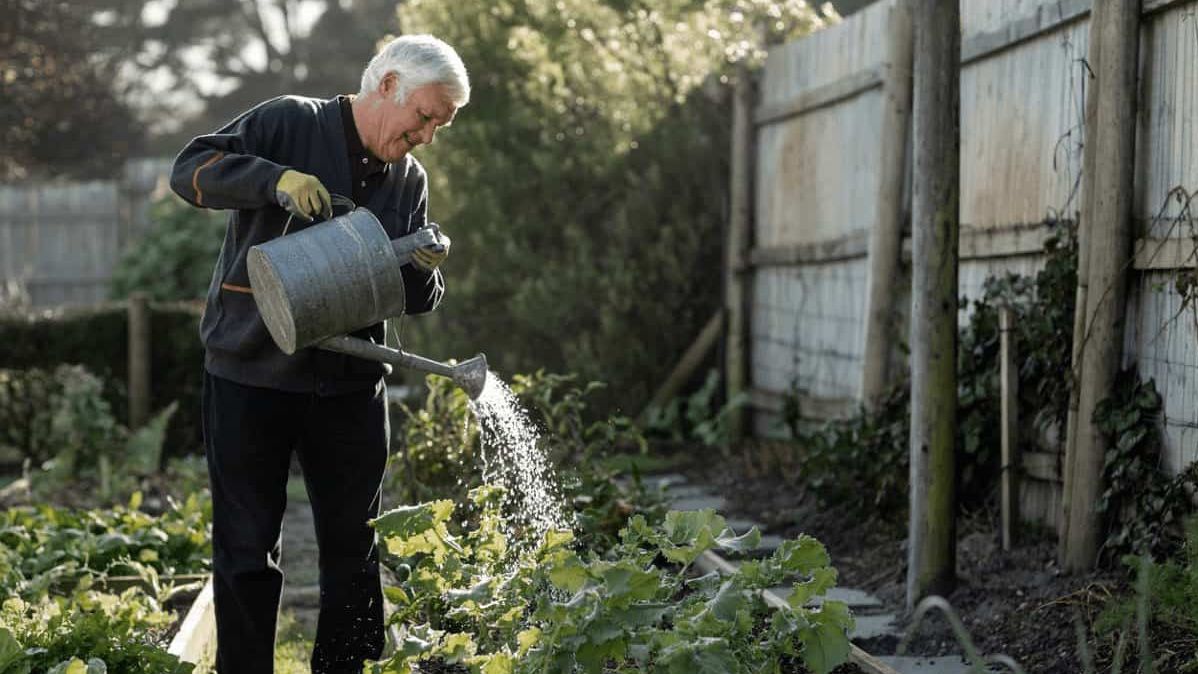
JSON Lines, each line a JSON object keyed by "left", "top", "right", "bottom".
{"left": 669, "top": 495, "right": 728, "bottom": 512}
{"left": 664, "top": 483, "right": 721, "bottom": 500}
{"left": 644, "top": 473, "right": 688, "bottom": 489}
{"left": 768, "top": 585, "right": 885, "bottom": 611}
{"left": 876, "top": 656, "right": 986, "bottom": 674}
{"left": 850, "top": 613, "right": 901, "bottom": 640}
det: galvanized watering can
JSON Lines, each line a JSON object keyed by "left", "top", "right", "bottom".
{"left": 246, "top": 201, "right": 488, "bottom": 398}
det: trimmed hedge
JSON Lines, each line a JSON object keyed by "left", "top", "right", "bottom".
{"left": 0, "top": 301, "right": 205, "bottom": 458}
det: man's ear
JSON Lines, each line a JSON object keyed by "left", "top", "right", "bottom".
{"left": 379, "top": 71, "right": 400, "bottom": 98}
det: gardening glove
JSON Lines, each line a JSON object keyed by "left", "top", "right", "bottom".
{"left": 275, "top": 169, "right": 332, "bottom": 222}
{"left": 410, "top": 229, "right": 451, "bottom": 272}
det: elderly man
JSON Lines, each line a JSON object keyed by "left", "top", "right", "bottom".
{"left": 169, "top": 35, "right": 468, "bottom": 674}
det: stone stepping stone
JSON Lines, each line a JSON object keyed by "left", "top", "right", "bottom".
{"left": 647, "top": 473, "right": 688, "bottom": 489}
{"left": 876, "top": 656, "right": 985, "bottom": 674}
{"left": 668, "top": 495, "right": 728, "bottom": 512}
{"left": 663, "top": 483, "right": 718, "bottom": 500}
{"left": 768, "top": 586, "right": 885, "bottom": 611}
{"left": 849, "top": 613, "right": 901, "bottom": 640}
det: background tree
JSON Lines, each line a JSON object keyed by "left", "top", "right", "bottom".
{"left": 390, "top": 0, "right": 835, "bottom": 413}
{"left": 0, "top": 0, "right": 144, "bottom": 180}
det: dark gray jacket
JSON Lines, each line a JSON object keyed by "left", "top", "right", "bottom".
{"left": 170, "top": 95, "right": 444, "bottom": 395}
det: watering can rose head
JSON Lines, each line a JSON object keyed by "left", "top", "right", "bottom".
{"left": 352, "top": 35, "right": 470, "bottom": 163}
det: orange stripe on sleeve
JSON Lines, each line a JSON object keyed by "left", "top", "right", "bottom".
{"left": 220, "top": 283, "right": 253, "bottom": 294}
{"left": 191, "top": 152, "right": 225, "bottom": 206}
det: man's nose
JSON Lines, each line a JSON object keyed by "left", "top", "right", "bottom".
{"left": 419, "top": 124, "right": 437, "bottom": 146}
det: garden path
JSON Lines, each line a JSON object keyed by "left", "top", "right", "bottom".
{"left": 649, "top": 473, "right": 984, "bottom": 674}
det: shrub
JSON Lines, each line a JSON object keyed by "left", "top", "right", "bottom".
{"left": 109, "top": 194, "right": 224, "bottom": 302}
{"left": 0, "top": 302, "right": 204, "bottom": 457}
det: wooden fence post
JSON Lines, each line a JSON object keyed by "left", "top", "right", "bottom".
{"left": 725, "top": 65, "right": 756, "bottom": 441}
{"left": 861, "top": 0, "right": 913, "bottom": 409}
{"left": 1063, "top": 0, "right": 1140, "bottom": 572}
{"left": 1059, "top": 0, "right": 1105, "bottom": 563}
{"left": 999, "top": 306, "right": 1020, "bottom": 551}
{"left": 907, "top": 0, "right": 960, "bottom": 609}
{"left": 128, "top": 292, "right": 151, "bottom": 429}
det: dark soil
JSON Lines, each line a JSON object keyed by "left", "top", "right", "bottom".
{"left": 682, "top": 442, "right": 1133, "bottom": 674}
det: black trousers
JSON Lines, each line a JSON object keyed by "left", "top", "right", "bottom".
{"left": 201, "top": 372, "right": 389, "bottom": 674}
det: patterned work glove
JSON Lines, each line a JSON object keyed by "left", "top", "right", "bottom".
{"left": 411, "top": 230, "right": 451, "bottom": 272}
{"left": 275, "top": 169, "right": 332, "bottom": 222}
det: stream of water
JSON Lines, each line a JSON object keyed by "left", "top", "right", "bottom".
{"left": 468, "top": 372, "right": 572, "bottom": 549}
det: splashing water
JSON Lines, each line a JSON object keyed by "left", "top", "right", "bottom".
{"left": 469, "top": 372, "right": 572, "bottom": 549}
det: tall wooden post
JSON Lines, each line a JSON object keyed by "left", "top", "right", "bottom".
{"left": 725, "top": 65, "right": 756, "bottom": 441}
{"left": 1059, "top": 0, "right": 1105, "bottom": 561}
{"left": 128, "top": 292, "right": 151, "bottom": 429}
{"left": 1063, "top": 0, "right": 1140, "bottom": 572}
{"left": 907, "top": 0, "right": 960, "bottom": 609}
{"left": 1000, "top": 306, "right": 1020, "bottom": 551}
{"left": 861, "top": 0, "right": 914, "bottom": 409}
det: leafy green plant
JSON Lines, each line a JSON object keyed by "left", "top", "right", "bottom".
{"left": 0, "top": 589, "right": 193, "bottom": 674}
{"left": 388, "top": 370, "right": 655, "bottom": 550}
{"left": 645, "top": 369, "right": 750, "bottom": 448}
{"left": 390, "top": 1, "right": 835, "bottom": 416}
{"left": 109, "top": 194, "right": 224, "bottom": 302}
{"left": 779, "top": 218, "right": 1078, "bottom": 523}
{"left": 1096, "top": 372, "right": 1198, "bottom": 562}
{"left": 1096, "top": 517, "right": 1198, "bottom": 673}
{"left": 0, "top": 365, "right": 180, "bottom": 504}
{"left": 0, "top": 493, "right": 211, "bottom": 601}
{"left": 368, "top": 486, "right": 853, "bottom": 674}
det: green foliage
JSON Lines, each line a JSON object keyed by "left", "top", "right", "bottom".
{"left": 390, "top": 371, "right": 663, "bottom": 556}
{"left": 0, "top": 591, "right": 192, "bottom": 674}
{"left": 781, "top": 219, "right": 1078, "bottom": 523}
{"left": 1095, "top": 372, "right": 1198, "bottom": 562}
{"left": 0, "top": 495, "right": 211, "bottom": 674}
{"left": 1096, "top": 518, "right": 1198, "bottom": 673}
{"left": 368, "top": 489, "right": 852, "bottom": 674}
{"left": 0, "top": 365, "right": 179, "bottom": 503}
{"left": 787, "top": 385, "right": 909, "bottom": 522}
{"left": 0, "top": 302, "right": 205, "bottom": 458}
{"left": 644, "top": 370, "right": 750, "bottom": 448}
{"left": 392, "top": 0, "right": 834, "bottom": 414}
{"left": 109, "top": 195, "right": 225, "bottom": 302}
{"left": 0, "top": 494, "right": 211, "bottom": 601}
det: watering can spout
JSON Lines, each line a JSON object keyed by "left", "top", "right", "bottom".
{"left": 451, "top": 354, "right": 489, "bottom": 400}
{"left": 318, "top": 335, "right": 488, "bottom": 399}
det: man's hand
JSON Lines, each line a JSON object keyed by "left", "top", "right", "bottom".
{"left": 411, "top": 232, "right": 451, "bottom": 272}
{"left": 275, "top": 169, "right": 332, "bottom": 222}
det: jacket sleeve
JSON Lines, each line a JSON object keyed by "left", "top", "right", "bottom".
{"left": 169, "top": 98, "right": 291, "bottom": 210}
{"left": 401, "top": 172, "right": 446, "bottom": 315}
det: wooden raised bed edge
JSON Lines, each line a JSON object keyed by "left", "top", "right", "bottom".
{"left": 167, "top": 576, "right": 216, "bottom": 667}
{"left": 695, "top": 551, "right": 900, "bottom": 674}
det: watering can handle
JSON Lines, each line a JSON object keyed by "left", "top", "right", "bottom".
{"left": 328, "top": 194, "right": 356, "bottom": 213}
{"left": 281, "top": 194, "right": 357, "bottom": 235}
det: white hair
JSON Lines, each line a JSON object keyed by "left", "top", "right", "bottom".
{"left": 359, "top": 35, "right": 470, "bottom": 107}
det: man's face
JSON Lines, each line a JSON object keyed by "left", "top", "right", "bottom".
{"left": 370, "top": 74, "right": 458, "bottom": 163}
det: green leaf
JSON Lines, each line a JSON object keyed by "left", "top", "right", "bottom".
{"left": 517, "top": 628, "right": 541, "bottom": 657}
{"left": 547, "top": 551, "right": 588, "bottom": 592}
{"left": 597, "top": 560, "right": 659, "bottom": 603}
{"left": 715, "top": 526, "right": 762, "bottom": 554}
{"left": 798, "top": 602, "right": 854, "bottom": 674}
{"left": 0, "top": 628, "right": 22, "bottom": 671}
{"left": 371, "top": 501, "right": 455, "bottom": 539}
{"left": 772, "top": 536, "right": 830, "bottom": 575}
{"left": 439, "top": 633, "right": 477, "bottom": 663}
{"left": 787, "top": 567, "right": 838, "bottom": 608}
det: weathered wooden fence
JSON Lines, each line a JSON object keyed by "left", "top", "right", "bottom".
{"left": 0, "top": 158, "right": 173, "bottom": 307}
{"left": 737, "top": 0, "right": 1198, "bottom": 527}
